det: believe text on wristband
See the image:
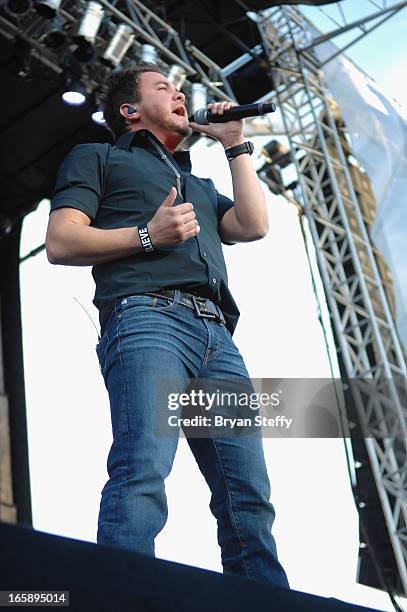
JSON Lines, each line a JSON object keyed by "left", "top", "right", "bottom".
{"left": 138, "top": 223, "right": 155, "bottom": 253}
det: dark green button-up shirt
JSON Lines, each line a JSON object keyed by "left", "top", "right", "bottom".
{"left": 50, "top": 129, "right": 240, "bottom": 335}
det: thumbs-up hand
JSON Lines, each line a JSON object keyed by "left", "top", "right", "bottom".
{"left": 147, "top": 187, "right": 200, "bottom": 248}
{"left": 161, "top": 186, "right": 177, "bottom": 208}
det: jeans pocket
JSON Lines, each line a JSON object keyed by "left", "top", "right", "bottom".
{"left": 118, "top": 295, "right": 153, "bottom": 313}
{"left": 118, "top": 294, "right": 177, "bottom": 314}
{"left": 151, "top": 295, "right": 177, "bottom": 312}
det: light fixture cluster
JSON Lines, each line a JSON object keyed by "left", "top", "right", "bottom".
{"left": 49, "top": 3, "right": 194, "bottom": 123}
{"left": 1, "top": 0, "right": 237, "bottom": 130}
{"left": 59, "top": 19, "right": 201, "bottom": 128}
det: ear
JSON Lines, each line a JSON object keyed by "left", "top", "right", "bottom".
{"left": 119, "top": 103, "right": 139, "bottom": 120}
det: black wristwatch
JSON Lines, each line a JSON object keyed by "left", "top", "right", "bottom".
{"left": 225, "top": 141, "right": 254, "bottom": 161}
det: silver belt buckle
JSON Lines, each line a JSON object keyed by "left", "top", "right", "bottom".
{"left": 191, "top": 295, "right": 216, "bottom": 319}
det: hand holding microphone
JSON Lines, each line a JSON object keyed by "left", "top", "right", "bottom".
{"left": 189, "top": 101, "right": 276, "bottom": 125}
{"left": 188, "top": 100, "right": 276, "bottom": 149}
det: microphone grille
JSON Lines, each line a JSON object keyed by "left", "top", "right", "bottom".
{"left": 194, "top": 108, "right": 210, "bottom": 125}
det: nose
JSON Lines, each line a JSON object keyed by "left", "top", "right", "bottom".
{"left": 174, "top": 90, "right": 185, "bottom": 103}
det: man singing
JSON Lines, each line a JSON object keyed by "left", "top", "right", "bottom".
{"left": 45, "top": 62, "right": 289, "bottom": 589}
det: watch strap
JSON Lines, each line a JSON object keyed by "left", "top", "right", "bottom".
{"left": 225, "top": 141, "right": 254, "bottom": 161}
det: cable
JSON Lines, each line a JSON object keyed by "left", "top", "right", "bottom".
{"left": 19, "top": 243, "right": 46, "bottom": 263}
{"left": 72, "top": 296, "right": 100, "bottom": 341}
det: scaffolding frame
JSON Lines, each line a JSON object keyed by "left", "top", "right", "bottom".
{"left": 300, "top": 0, "right": 407, "bottom": 66}
{"left": 256, "top": 4, "right": 407, "bottom": 596}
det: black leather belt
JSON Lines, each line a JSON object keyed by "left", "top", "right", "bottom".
{"left": 142, "top": 289, "right": 226, "bottom": 325}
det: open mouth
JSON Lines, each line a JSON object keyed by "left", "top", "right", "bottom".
{"left": 172, "top": 107, "right": 186, "bottom": 117}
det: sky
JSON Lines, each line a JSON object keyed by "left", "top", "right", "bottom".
{"left": 18, "top": 3, "right": 407, "bottom": 611}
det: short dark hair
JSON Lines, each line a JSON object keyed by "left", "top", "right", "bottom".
{"left": 100, "top": 62, "right": 164, "bottom": 141}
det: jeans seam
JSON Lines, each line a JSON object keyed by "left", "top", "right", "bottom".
{"left": 105, "top": 309, "right": 130, "bottom": 542}
{"left": 196, "top": 400, "right": 252, "bottom": 579}
{"left": 210, "top": 320, "right": 223, "bottom": 361}
{"left": 196, "top": 319, "right": 211, "bottom": 376}
{"left": 99, "top": 327, "right": 110, "bottom": 373}
{"left": 119, "top": 308, "right": 132, "bottom": 483}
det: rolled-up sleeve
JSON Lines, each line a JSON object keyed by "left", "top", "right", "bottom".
{"left": 50, "top": 143, "right": 110, "bottom": 222}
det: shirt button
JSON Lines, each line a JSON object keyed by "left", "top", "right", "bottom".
{"left": 212, "top": 278, "right": 217, "bottom": 284}
{"left": 202, "top": 251, "right": 207, "bottom": 257}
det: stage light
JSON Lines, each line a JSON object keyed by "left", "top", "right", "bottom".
{"left": 258, "top": 154, "right": 298, "bottom": 196}
{"left": 72, "top": 1, "right": 104, "bottom": 62}
{"left": 91, "top": 109, "right": 105, "bottom": 125}
{"left": 139, "top": 44, "right": 158, "bottom": 64}
{"left": 74, "top": 1, "right": 104, "bottom": 46}
{"left": 258, "top": 163, "right": 284, "bottom": 195}
{"left": 167, "top": 65, "right": 186, "bottom": 90}
{"left": 191, "top": 83, "right": 207, "bottom": 114}
{"left": 2, "top": 0, "right": 32, "bottom": 18}
{"left": 88, "top": 89, "right": 105, "bottom": 124}
{"left": 41, "top": 18, "right": 67, "bottom": 48}
{"left": 62, "top": 81, "right": 86, "bottom": 106}
{"left": 183, "top": 83, "right": 207, "bottom": 147}
{"left": 223, "top": 46, "right": 276, "bottom": 105}
{"left": 262, "top": 140, "right": 292, "bottom": 168}
{"left": 101, "top": 24, "right": 135, "bottom": 67}
{"left": 34, "top": 0, "right": 61, "bottom": 18}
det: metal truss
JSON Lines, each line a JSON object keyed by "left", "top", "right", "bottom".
{"left": 255, "top": 4, "right": 407, "bottom": 597}
{"left": 299, "top": 0, "right": 407, "bottom": 66}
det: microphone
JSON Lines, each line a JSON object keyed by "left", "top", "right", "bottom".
{"left": 189, "top": 102, "right": 276, "bottom": 125}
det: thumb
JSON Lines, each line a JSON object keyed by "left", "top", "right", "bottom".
{"left": 188, "top": 122, "right": 215, "bottom": 139}
{"left": 161, "top": 186, "right": 177, "bottom": 207}
{"left": 188, "top": 121, "right": 206, "bottom": 133}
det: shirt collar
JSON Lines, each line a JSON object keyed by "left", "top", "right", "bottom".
{"left": 115, "top": 129, "right": 192, "bottom": 173}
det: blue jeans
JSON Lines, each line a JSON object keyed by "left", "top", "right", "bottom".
{"left": 95, "top": 290, "right": 289, "bottom": 588}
